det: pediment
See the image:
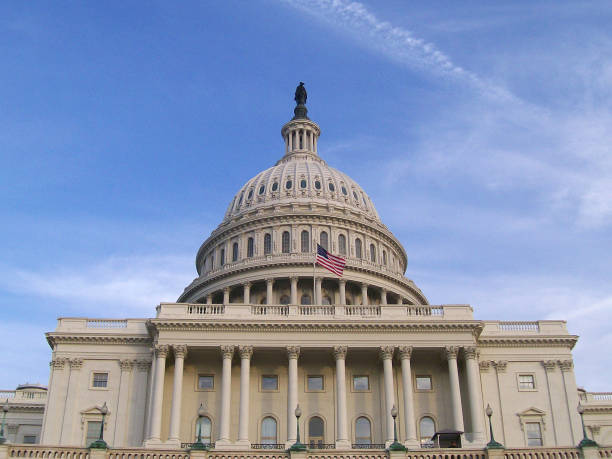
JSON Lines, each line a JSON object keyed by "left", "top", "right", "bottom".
{"left": 518, "top": 407, "right": 545, "bottom": 416}
{"left": 80, "top": 405, "right": 110, "bottom": 415}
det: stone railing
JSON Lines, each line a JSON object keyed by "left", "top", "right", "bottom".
{"left": 0, "top": 390, "right": 47, "bottom": 402}
{"left": 86, "top": 320, "right": 128, "bottom": 329}
{"left": 5, "top": 445, "right": 90, "bottom": 459}
{"left": 583, "top": 392, "right": 612, "bottom": 402}
{"left": 498, "top": 321, "right": 540, "bottom": 332}
{"left": 502, "top": 448, "right": 581, "bottom": 458}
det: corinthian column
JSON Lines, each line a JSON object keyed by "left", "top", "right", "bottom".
{"left": 338, "top": 279, "right": 346, "bottom": 305}
{"left": 290, "top": 277, "right": 298, "bottom": 304}
{"left": 380, "top": 346, "right": 395, "bottom": 444}
{"left": 399, "top": 346, "right": 418, "bottom": 447}
{"left": 464, "top": 347, "right": 485, "bottom": 444}
{"left": 217, "top": 345, "right": 234, "bottom": 446}
{"left": 445, "top": 346, "right": 465, "bottom": 432}
{"left": 286, "top": 346, "right": 300, "bottom": 444}
{"left": 168, "top": 345, "right": 188, "bottom": 444}
{"left": 237, "top": 345, "right": 253, "bottom": 447}
{"left": 333, "top": 346, "right": 350, "bottom": 448}
{"left": 146, "top": 344, "right": 168, "bottom": 445}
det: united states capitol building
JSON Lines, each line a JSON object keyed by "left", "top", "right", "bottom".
{"left": 7, "top": 85, "right": 612, "bottom": 458}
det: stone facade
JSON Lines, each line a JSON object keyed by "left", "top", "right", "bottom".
{"left": 0, "top": 384, "right": 47, "bottom": 444}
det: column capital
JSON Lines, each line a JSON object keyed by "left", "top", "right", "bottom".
{"left": 542, "top": 360, "right": 557, "bottom": 371}
{"left": 479, "top": 360, "right": 492, "bottom": 372}
{"left": 445, "top": 346, "right": 459, "bottom": 360}
{"left": 286, "top": 345, "right": 300, "bottom": 359}
{"left": 173, "top": 344, "right": 188, "bottom": 359}
{"left": 220, "top": 345, "right": 235, "bottom": 359}
{"left": 120, "top": 359, "right": 134, "bottom": 371}
{"left": 338, "top": 278, "right": 346, "bottom": 285}
{"left": 136, "top": 359, "right": 152, "bottom": 371}
{"left": 50, "top": 357, "right": 68, "bottom": 369}
{"left": 398, "top": 345, "right": 413, "bottom": 360}
{"left": 69, "top": 358, "right": 83, "bottom": 370}
{"left": 266, "top": 278, "right": 274, "bottom": 285}
{"left": 333, "top": 345, "right": 348, "bottom": 360}
{"left": 464, "top": 346, "right": 478, "bottom": 360}
{"left": 155, "top": 344, "right": 169, "bottom": 358}
{"left": 493, "top": 360, "right": 507, "bottom": 373}
{"left": 361, "top": 282, "right": 369, "bottom": 289}
{"left": 379, "top": 345, "right": 395, "bottom": 360}
{"left": 559, "top": 359, "right": 573, "bottom": 371}
{"left": 242, "top": 281, "right": 252, "bottom": 288}
{"left": 239, "top": 345, "right": 253, "bottom": 359}
{"left": 290, "top": 276, "right": 298, "bottom": 283}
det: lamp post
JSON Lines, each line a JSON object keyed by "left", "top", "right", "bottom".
{"left": 0, "top": 400, "right": 9, "bottom": 444}
{"left": 388, "top": 404, "right": 406, "bottom": 451}
{"left": 191, "top": 404, "right": 209, "bottom": 450}
{"left": 577, "top": 404, "right": 598, "bottom": 448}
{"left": 89, "top": 402, "right": 109, "bottom": 449}
{"left": 485, "top": 404, "right": 503, "bottom": 449}
{"left": 289, "top": 404, "right": 306, "bottom": 451}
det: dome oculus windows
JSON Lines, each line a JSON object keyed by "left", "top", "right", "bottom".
{"left": 353, "top": 191, "right": 359, "bottom": 201}
{"left": 300, "top": 179, "right": 307, "bottom": 189}
{"left": 314, "top": 180, "right": 321, "bottom": 190}
{"left": 328, "top": 182, "right": 335, "bottom": 192}
{"left": 247, "top": 189, "right": 254, "bottom": 199}
{"left": 259, "top": 185, "right": 265, "bottom": 195}
{"left": 341, "top": 186, "right": 348, "bottom": 195}
{"left": 286, "top": 180, "right": 293, "bottom": 190}
{"left": 271, "top": 182, "right": 278, "bottom": 192}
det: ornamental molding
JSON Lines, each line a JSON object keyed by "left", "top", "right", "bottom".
{"left": 238, "top": 345, "right": 253, "bottom": 359}
{"left": 135, "top": 359, "right": 152, "bottom": 371}
{"left": 173, "top": 344, "right": 188, "bottom": 359}
{"left": 50, "top": 357, "right": 68, "bottom": 369}
{"left": 558, "top": 359, "right": 573, "bottom": 371}
{"left": 477, "top": 336, "right": 578, "bottom": 349}
{"left": 583, "top": 405, "right": 612, "bottom": 413}
{"left": 517, "top": 407, "right": 546, "bottom": 432}
{"left": 69, "top": 358, "right": 83, "bottom": 369}
{"left": 286, "top": 345, "right": 301, "bottom": 359}
{"left": 464, "top": 346, "right": 478, "bottom": 360}
{"left": 154, "top": 344, "right": 169, "bottom": 358}
{"left": 46, "top": 333, "right": 151, "bottom": 349}
{"left": 220, "top": 345, "right": 235, "bottom": 359}
{"left": 542, "top": 360, "right": 557, "bottom": 371}
{"left": 398, "top": 345, "right": 413, "bottom": 360}
{"left": 119, "top": 359, "right": 134, "bottom": 371}
{"left": 2, "top": 405, "right": 45, "bottom": 413}
{"left": 479, "top": 360, "right": 491, "bottom": 372}
{"left": 493, "top": 360, "right": 508, "bottom": 373}
{"left": 379, "top": 345, "right": 395, "bottom": 360}
{"left": 333, "top": 345, "right": 348, "bottom": 360}
{"left": 445, "top": 346, "right": 459, "bottom": 360}
{"left": 589, "top": 424, "right": 601, "bottom": 435}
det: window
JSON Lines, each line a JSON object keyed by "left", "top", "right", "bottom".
{"left": 338, "top": 234, "right": 346, "bottom": 255}
{"left": 300, "top": 179, "right": 307, "bottom": 189}
{"left": 232, "top": 242, "right": 239, "bottom": 262}
{"left": 341, "top": 186, "right": 347, "bottom": 196}
{"left": 314, "top": 180, "right": 321, "bottom": 190}
{"left": 419, "top": 417, "right": 435, "bottom": 447}
{"left": 322, "top": 295, "right": 331, "bottom": 305}
{"left": 383, "top": 250, "right": 387, "bottom": 265}
{"left": 355, "top": 417, "right": 371, "bottom": 445}
{"left": 526, "top": 422, "right": 543, "bottom": 446}
{"left": 262, "top": 375, "right": 278, "bottom": 391}
{"left": 286, "top": 180, "right": 293, "bottom": 190}
{"left": 280, "top": 295, "right": 290, "bottom": 305}
{"left": 518, "top": 374, "right": 535, "bottom": 390}
{"left": 238, "top": 193, "right": 243, "bottom": 205}
{"left": 195, "top": 416, "right": 212, "bottom": 444}
{"left": 86, "top": 421, "right": 102, "bottom": 446}
{"left": 272, "top": 182, "right": 278, "bottom": 192}
{"left": 92, "top": 372, "right": 108, "bottom": 388}
{"left": 264, "top": 233, "right": 272, "bottom": 255}
{"left": 23, "top": 435, "right": 36, "bottom": 444}
{"left": 320, "top": 231, "right": 328, "bottom": 250}
{"left": 301, "top": 294, "right": 311, "bottom": 305}
{"left": 308, "top": 416, "right": 324, "bottom": 447}
{"left": 259, "top": 185, "right": 265, "bottom": 195}
{"left": 328, "top": 182, "right": 335, "bottom": 192}
{"left": 220, "top": 248, "right": 225, "bottom": 266}
{"left": 355, "top": 239, "right": 362, "bottom": 258}
{"left": 353, "top": 191, "right": 358, "bottom": 201}
{"left": 353, "top": 375, "right": 369, "bottom": 391}
{"left": 307, "top": 375, "right": 324, "bottom": 391}
{"left": 282, "top": 231, "right": 290, "bottom": 253}
{"left": 247, "top": 237, "right": 254, "bottom": 258}
{"left": 301, "top": 230, "right": 310, "bottom": 253}
{"left": 369, "top": 244, "right": 376, "bottom": 262}
{"left": 261, "top": 417, "right": 277, "bottom": 444}
{"left": 416, "top": 375, "right": 432, "bottom": 391}
{"left": 248, "top": 189, "right": 253, "bottom": 199}
{"left": 198, "top": 375, "right": 214, "bottom": 390}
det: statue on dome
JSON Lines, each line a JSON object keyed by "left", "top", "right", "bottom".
{"left": 294, "top": 82, "right": 307, "bottom": 105}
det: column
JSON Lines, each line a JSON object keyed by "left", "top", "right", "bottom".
{"left": 217, "top": 345, "right": 234, "bottom": 446}
{"left": 396, "top": 295, "right": 402, "bottom": 305}
{"left": 290, "top": 277, "right": 298, "bottom": 304}
{"left": 237, "top": 345, "right": 253, "bottom": 447}
{"left": 333, "top": 346, "right": 350, "bottom": 448}
{"left": 114, "top": 359, "right": 134, "bottom": 446}
{"left": 147, "top": 344, "right": 169, "bottom": 444}
{"left": 243, "top": 282, "right": 251, "bottom": 304}
{"left": 168, "top": 345, "right": 188, "bottom": 444}
{"left": 289, "top": 131, "right": 293, "bottom": 151}
{"left": 464, "top": 347, "right": 485, "bottom": 444}
{"left": 380, "top": 346, "right": 395, "bottom": 444}
{"left": 399, "top": 346, "right": 418, "bottom": 447}
{"left": 286, "top": 346, "right": 300, "bottom": 444}
{"left": 223, "top": 287, "right": 230, "bottom": 304}
{"left": 361, "top": 283, "right": 369, "bottom": 306}
{"left": 315, "top": 277, "right": 322, "bottom": 304}
{"left": 266, "top": 278, "right": 274, "bottom": 304}
{"left": 338, "top": 279, "right": 346, "bottom": 305}
{"left": 445, "top": 346, "right": 465, "bottom": 432}
{"left": 381, "top": 288, "right": 387, "bottom": 306}
{"left": 206, "top": 294, "right": 212, "bottom": 305}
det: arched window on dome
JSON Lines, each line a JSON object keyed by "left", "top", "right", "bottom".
{"left": 320, "top": 231, "right": 328, "bottom": 251}
{"left": 383, "top": 250, "right": 387, "bottom": 266}
{"left": 282, "top": 231, "right": 290, "bottom": 253}
{"left": 194, "top": 416, "right": 212, "bottom": 444}
{"left": 220, "top": 248, "right": 225, "bottom": 266}
{"left": 247, "top": 237, "right": 254, "bottom": 258}
{"left": 232, "top": 242, "right": 239, "bottom": 262}
{"left": 264, "top": 233, "right": 272, "bottom": 255}
{"left": 301, "top": 230, "right": 310, "bottom": 253}
{"left": 338, "top": 234, "right": 346, "bottom": 256}
{"left": 370, "top": 244, "right": 376, "bottom": 263}
{"left": 261, "top": 417, "right": 277, "bottom": 445}
{"left": 328, "top": 182, "right": 335, "bottom": 192}
{"left": 355, "top": 238, "right": 362, "bottom": 258}
{"left": 355, "top": 417, "right": 372, "bottom": 446}
{"left": 419, "top": 417, "right": 435, "bottom": 447}
{"left": 301, "top": 294, "right": 311, "bottom": 305}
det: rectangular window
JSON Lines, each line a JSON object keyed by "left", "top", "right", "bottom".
{"left": 353, "top": 375, "right": 369, "bottom": 391}
{"left": 526, "top": 422, "right": 543, "bottom": 446}
{"left": 198, "top": 375, "right": 214, "bottom": 390}
{"left": 518, "top": 374, "right": 535, "bottom": 390}
{"left": 416, "top": 375, "right": 432, "bottom": 391}
{"left": 262, "top": 375, "right": 278, "bottom": 391}
{"left": 86, "top": 421, "right": 102, "bottom": 446}
{"left": 307, "top": 375, "right": 324, "bottom": 391}
{"left": 92, "top": 372, "right": 108, "bottom": 388}
{"left": 23, "top": 435, "right": 36, "bottom": 444}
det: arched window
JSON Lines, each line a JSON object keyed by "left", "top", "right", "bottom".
{"left": 322, "top": 295, "right": 331, "bottom": 305}
{"left": 247, "top": 237, "right": 254, "bottom": 258}
{"left": 320, "top": 231, "right": 328, "bottom": 250}
{"left": 308, "top": 416, "right": 324, "bottom": 448}
{"left": 301, "top": 230, "right": 310, "bottom": 253}
{"left": 279, "top": 295, "right": 290, "bottom": 305}
{"left": 195, "top": 416, "right": 212, "bottom": 444}
{"left": 355, "top": 239, "right": 362, "bottom": 258}
{"left": 383, "top": 250, "right": 387, "bottom": 265}
{"left": 355, "top": 417, "right": 371, "bottom": 446}
{"left": 370, "top": 244, "right": 376, "bottom": 262}
{"left": 261, "top": 417, "right": 277, "bottom": 445}
{"left": 232, "top": 242, "right": 239, "bottom": 262}
{"left": 419, "top": 417, "right": 435, "bottom": 447}
{"left": 301, "top": 294, "right": 311, "bottom": 305}
{"left": 282, "top": 231, "right": 290, "bottom": 253}
{"left": 220, "top": 248, "right": 225, "bottom": 266}
{"left": 264, "top": 233, "right": 272, "bottom": 255}
{"left": 338, "top": 234, "right": 346, "bottom": 255}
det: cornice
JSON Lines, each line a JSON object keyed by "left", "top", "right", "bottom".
{"left": 46, "top": 333, "right": 152, "bottom": 349}
{"left": 477, "top": 335, "right": 578, "bottom": 349}
{"left": 4, "top": 405, "right": 45, "bottom": 412}
{"left": 582, "top": 405, "right": 612, "bottom": 413}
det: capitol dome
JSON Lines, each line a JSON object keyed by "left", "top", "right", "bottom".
{"left": 178, "top": 86, "right": 427, "bottom": 306}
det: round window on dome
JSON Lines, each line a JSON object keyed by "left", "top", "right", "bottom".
{"left": 328, "top": 182, "right": 335, "bottom": 192}
{"left": 300, "top": 179, "right": 307, "bottom": 189}
{"left": 341, "top": 186, "right": 347, "bottom": 195}
{"left": 286, "top": 180, "right": 293, "bottom": 190}
{"left": 248, "top": 189, "right": 254, "bottom": 199}
{"left": 272, "top": 182, "right": 278, "bottom": 192}
{"left": 315, "top": 180, "right": 321, "bottom": 190}
{"left": 259, "top": 185, "right": 265, "bottom": 195}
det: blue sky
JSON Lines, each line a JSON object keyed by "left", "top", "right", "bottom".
{"left": 1, "top": 1, "right": 611, "bottom": 391}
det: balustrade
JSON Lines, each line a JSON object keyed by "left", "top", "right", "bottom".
{"left": 499, "top": 321, "right": 540, "bottom": 332}
{"left": 86, "top": 319, "right": 128, "bottom": 329}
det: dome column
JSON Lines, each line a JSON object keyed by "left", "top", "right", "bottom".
{"left": 290, "top": 277, "right": 298, "bottom": 304}
{"left": 338, "top": 279, "right": 346, "bottom": 305}
{"left": 243, "top": 282, "right": 251, "bottom": 304}
{"left": 381, "top": 288, "right": 387, "bottom": 305}
{"left": 266, "top": 278, "right": 274, "bottom": 304}
{"left": 361, "top": 283, "right": 369, "bottom": 306}
{"left": 223, "top": 287, "right": 230, "bottom": 305}
{"left": 315, "top": 277, "right": 322, "bottom": 304}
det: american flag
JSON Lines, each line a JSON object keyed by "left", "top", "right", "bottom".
{"left": 316, "top": 244, "right": 346, "bottom": 277}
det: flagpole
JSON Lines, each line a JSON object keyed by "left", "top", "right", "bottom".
{"left": 313, "top": 240, "right": 316, "bottom": 305}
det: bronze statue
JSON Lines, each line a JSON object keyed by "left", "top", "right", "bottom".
{"left": 294, "top": 82, "right": 307, "bottom": 105}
